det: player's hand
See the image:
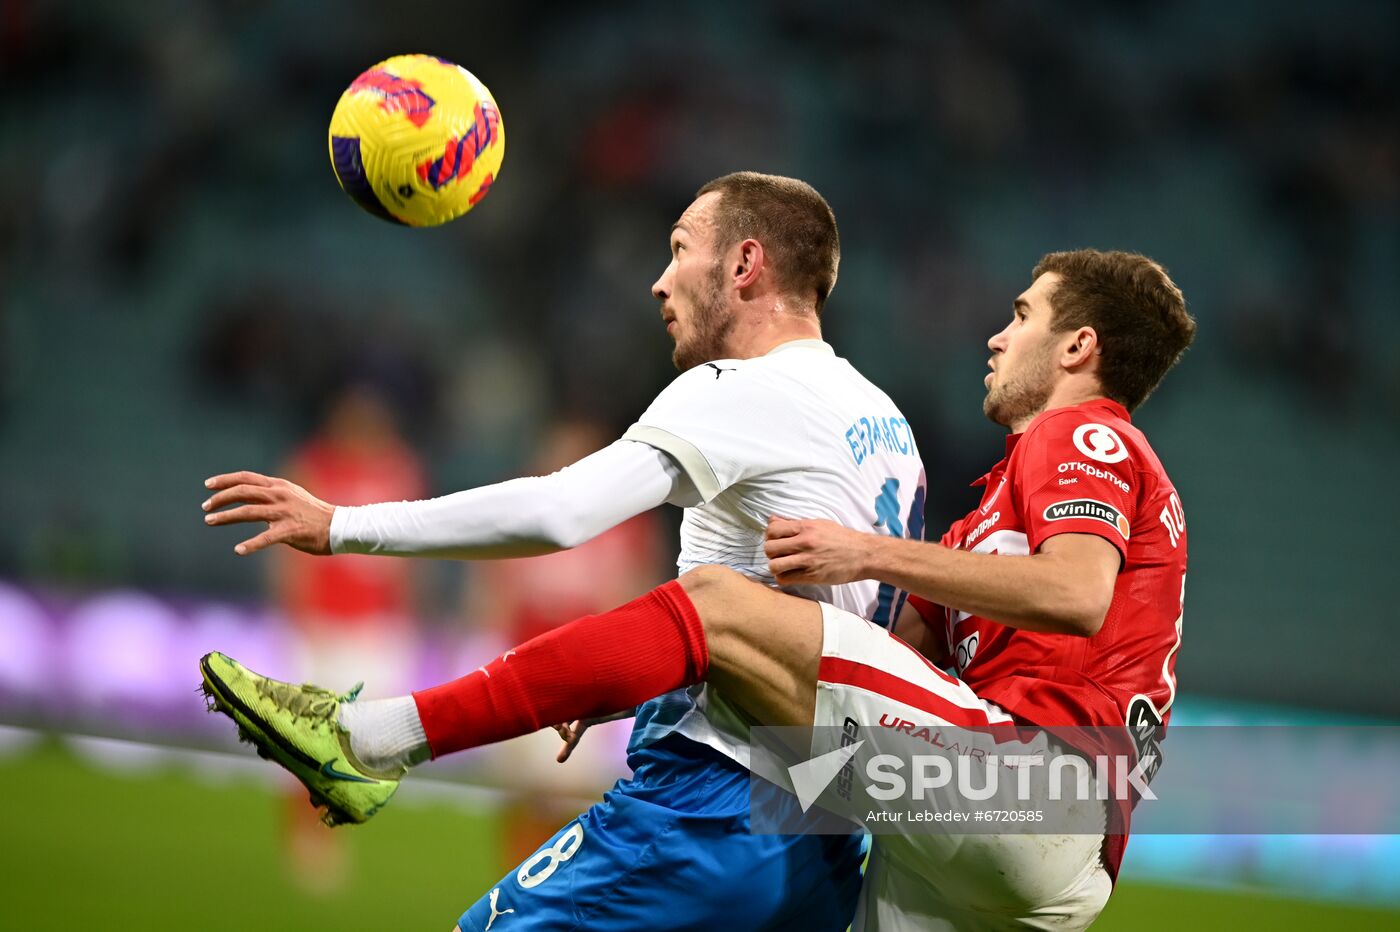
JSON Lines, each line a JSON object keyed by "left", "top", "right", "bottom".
{"left": 554, "top": 720, "right": 591, "bottom": 763}
{"left": 202, "top": 471, "right": 335, "bottom": 556}
{"left": 554, "top": 710, "right": 632, "bottom": 763}
{"left": 765, "top": 515, "right": 872, "bottom": 586}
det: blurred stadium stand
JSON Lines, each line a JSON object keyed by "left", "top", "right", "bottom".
{"left": 2, "top": 0, "right": 1395, "bottom": 712}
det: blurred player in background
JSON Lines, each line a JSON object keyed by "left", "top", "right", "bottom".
{"left": 201, "top": 172, "right": 923, "bottom": 931}
{"left": 465, "top": 415, "right": 666, "bottom": 870}
{"left": 272, "top": 383, "right": 426, "bottom": 891}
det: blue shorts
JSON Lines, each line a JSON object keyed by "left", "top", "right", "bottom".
{"left": 458, "top": 736, "right": 864, "bottom": 931}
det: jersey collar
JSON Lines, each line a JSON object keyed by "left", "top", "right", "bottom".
{"left": 764, "top": 339, "right": 835, "bottom": 357}
{"left": 1027, "top": 396, "right": 1132, "bottom": 430}
{"left": 971, "top": 397, "right": 1131, "bottom": 487}
{"left": 1014, "top": 396, "right": 1133, "bottom": 444}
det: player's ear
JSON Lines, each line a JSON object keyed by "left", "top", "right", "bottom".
{"left": 1061, "top": 326, "right": 1099, "bottom": 373}
{"left": 734, "top": 239, "right": 764, "bottom": 289}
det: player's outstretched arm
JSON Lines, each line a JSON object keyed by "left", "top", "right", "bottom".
{"left": 765, "top": 516, "right": 1118, "bottom": 637}
{"left": 203, "top": 440, "right": 697, "bottom": 559}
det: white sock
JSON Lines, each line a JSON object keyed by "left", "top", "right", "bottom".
{"left": 338, "top": 695, "right": 431, "bottom": 772}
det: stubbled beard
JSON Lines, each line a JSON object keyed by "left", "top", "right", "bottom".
{"left": 671, "top": 262, "right": 735, "bottom": 372}
{"left": 983, "top": 343, "right": 1056, "bottom": 428}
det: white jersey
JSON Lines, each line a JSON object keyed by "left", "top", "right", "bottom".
{"left": 622, "top": 339, "right": 926, "bottom": 765}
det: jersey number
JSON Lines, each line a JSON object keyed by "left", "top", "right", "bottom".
{"left": 871, "top": 477, "right": 925, "bottom": 628}
{"left": 517, "top": 822, "right": 584, "bottom": 889}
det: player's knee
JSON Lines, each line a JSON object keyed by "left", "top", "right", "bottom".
{"left": 678, "top": 565, "right": 763, "bottom": 641}
{"left": 678, "top": 564, "right": 748, "bottom": 608}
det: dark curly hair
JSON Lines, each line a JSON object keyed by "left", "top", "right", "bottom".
{"left": 1034, "top": 249, "right": 1197, "bottom": 411}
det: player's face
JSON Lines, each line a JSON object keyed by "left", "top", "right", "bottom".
{"left": 652, "top": 192, "right": 737, "bottom": 372}
{"left": 983, "top": 273, "right": 1063, "bottom": 429}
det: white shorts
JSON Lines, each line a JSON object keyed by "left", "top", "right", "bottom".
{"left": 813, "top": 604, "right": 1112, "bottom": 932}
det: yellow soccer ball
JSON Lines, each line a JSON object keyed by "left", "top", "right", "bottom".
{"left": 328, "top": 54, "right": 504, "bottom": 227}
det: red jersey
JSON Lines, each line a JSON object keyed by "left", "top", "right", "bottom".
{"left": 914, "top": 397, "right": 1187, "bottom": 878}
{"left": 931, "top": 397, "right": 1186, "bottom": 729}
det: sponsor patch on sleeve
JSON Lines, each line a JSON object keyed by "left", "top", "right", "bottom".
{"left": 1072, "top": 423, "right": 1130, "bottom": 464}
{"left": 1042, "top": 498, "right": 1131, "bottom": 540}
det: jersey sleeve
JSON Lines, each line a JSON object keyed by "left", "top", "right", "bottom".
{"left": 622, "top": 361, "right": 805, "bottom": 503}
{"left": 1015, "top": 411, "right": 1137, "bottom": 560}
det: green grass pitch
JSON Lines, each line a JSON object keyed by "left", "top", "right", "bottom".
{"left": 2, "top": 739, "right": 1396, "bottom": 930}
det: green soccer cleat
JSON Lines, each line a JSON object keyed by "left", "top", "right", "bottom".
{"left": 199, "top": 651, "right": 404, "bottom": 826}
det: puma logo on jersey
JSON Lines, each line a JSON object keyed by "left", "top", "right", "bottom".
{"left": 705, "top": 362, "right": 737, "bottom": 379}
{"left": 485, "top": 888, "right": 515, "bottom": 929}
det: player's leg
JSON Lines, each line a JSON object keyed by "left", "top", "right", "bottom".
{"left": 853, "top": 833, "right": 1110, "bottom": 931}
{"left": 431, "top": 570, "right": 858, "bottom": 931}
{"left": 402, "top": 564, "right": 826, "bottom": 760}
{"left": 454, "top": 739, "right": 862, "bottom": 932}
{"left": 797, "top": 604, "right": 1113, "bottom": 930}
{"left": 199, "top": 566, "right": 827, "bottom": 818}
{"left": 346, "top": 565, "right": 821, "bottom": 766}
{"left": 198, "top": 577, "right": 712, "bottom": 821}
{"left": 659, "top": 578, "right": 1115, "bottom": 928}
{"left": 675, "top": 564, "right": 825, "bottom": 728}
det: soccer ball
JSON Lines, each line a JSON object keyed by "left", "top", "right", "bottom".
{"left": 328, "top": 54, "right": 504, "bottom": 227}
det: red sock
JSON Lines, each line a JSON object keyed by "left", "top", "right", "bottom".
{"left": 413, "top": 580, "right": 708, "bottom": 758}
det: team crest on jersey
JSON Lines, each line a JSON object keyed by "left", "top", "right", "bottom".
{"left": 954, "top": 631, "right": 979, "bottom": 672}
{"left": 1043, "top": 498, "right": 1130, "bottom": 540}
{"left": 1072, "top": 423, "right": 1129, "bottom": 464}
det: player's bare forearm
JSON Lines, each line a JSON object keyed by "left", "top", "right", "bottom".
{"left": 202, "top": 471, "right": 334, "bottom": 556}
{"left": 863, "top": 535, "right": 1115, "bottom": 636}
{"left": 767, "top": 517, "right": 1117, "bottom": 637}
